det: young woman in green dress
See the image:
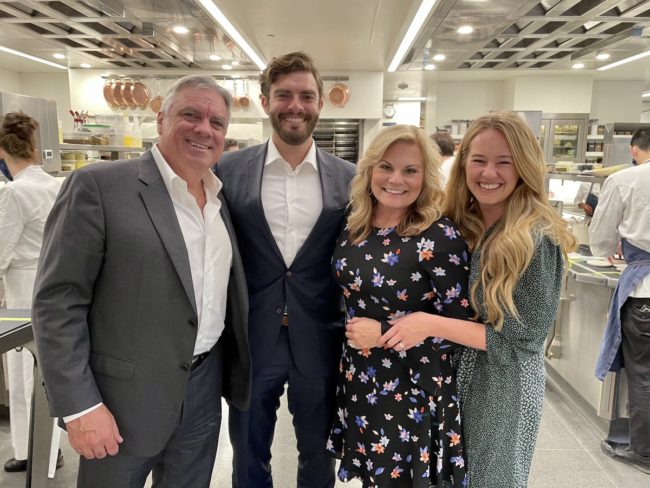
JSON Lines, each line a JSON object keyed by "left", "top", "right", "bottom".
{"left": 378, "top": 111, "right": 577, "bottom": 487}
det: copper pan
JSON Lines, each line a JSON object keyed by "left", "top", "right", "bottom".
{"left": 103, "top": 79, "right": 117, "bottom": 108}
{"left": 121, "top": 79, "right": 137, "bottom": 109}
{"left": 112, "top": 80, "right": 126, "bottom": 109}
{"left": 238, "top": 80, "right": 250, "bottom": 109}
{"left": 132, "top": 80, "right": 150, "bottom": 109}
{"left": 328, "top": 83, "right": 349, "bottom": 108}
{"left": 149, "top": 78, "right": 163, "bottom": 113}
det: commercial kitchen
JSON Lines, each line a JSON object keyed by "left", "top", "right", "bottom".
{"left": 1, "top": 0, "right": 650, "bottom": 486}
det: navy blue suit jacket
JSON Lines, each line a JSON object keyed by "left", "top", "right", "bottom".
{"left": 217, "top": 142, "right": 355, "bottom": 378}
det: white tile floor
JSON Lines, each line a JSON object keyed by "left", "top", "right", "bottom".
{"left": 0, "top": 375, "right": 648, "bottom": 487}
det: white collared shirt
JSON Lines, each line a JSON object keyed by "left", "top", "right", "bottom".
{"left": 590, "top": 160, "right": 650, "bottom": 297}
{"left": 152, "top": 144, "right": 232, "bottom": 353}
{"left": 261, "top": 138, "right": 322, "bottom": 266}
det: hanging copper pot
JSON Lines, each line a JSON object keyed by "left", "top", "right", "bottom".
{"left": 132, "top": 80, "right": 150, "bottom": 109}
{"left": 103, "top": 79, "right": 117, "bottom": 108}
{"left": 328, "top": 83, "right": 350, "bottom": 108}
{"left": 112, "top": 80, "right": 126, "bottom": 109}
{"left": 238, "top": 80, "right": 251, "bottom": 109}
{"left": 121, "top": 79, "right": 137, "bottom": 109}
{"left": 149, "top": 78, "right": 163, "bottom": 113}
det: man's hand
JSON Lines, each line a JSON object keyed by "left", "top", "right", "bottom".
{"left": 66, "top": 404, "right": 123, "bottom": 459}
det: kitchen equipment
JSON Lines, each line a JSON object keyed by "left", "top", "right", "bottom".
{"left": 121, "top": 79, "right": 137, "bottom": 109}
{"left": 103, "top": 80, "right": 117, "bottom": 108}
{"left": 132, "top": 80, "right": 150, "bottom": 109}
{"left": 585, "top": 163, "right": 628, "bottom": 176}
{"left": 328, "top": 83, "right": 349, "bottom": 108}
{"left": 112, "top": 80, "right": 126, "bottom": 109}
{"left": 586, "top": 259, "right": 613, "bottom": 268}
{"left": 238, "top": 80, "right": 250, "bottom": 109}
{"left": 149, "top": 78, "right": 163, "bottom": 113}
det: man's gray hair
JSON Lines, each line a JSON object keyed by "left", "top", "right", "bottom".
{"left": 161, "top": 75, "right": 233, "bottom": 122}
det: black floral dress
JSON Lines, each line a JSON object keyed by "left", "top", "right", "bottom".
{"left": 327, "top": 218, "right": 471, "bottom": 488}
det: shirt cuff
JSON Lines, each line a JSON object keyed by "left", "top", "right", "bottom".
{"left": 63, "top": 402, "right": 103, "bottom": 423}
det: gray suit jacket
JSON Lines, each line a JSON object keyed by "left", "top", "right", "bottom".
{"left": 32, "top": 152, "right": 251, "bottom": 457}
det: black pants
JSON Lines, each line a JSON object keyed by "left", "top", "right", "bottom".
{"left": 77, "top": 347, "right": 223, "bottom": 488}
{"left": 621, "top": 297, "right": 650, "bottom": 457}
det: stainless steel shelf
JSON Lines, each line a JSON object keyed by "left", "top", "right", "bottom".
{"left": 60, "top": 144, "right": 143, "bottom": 151}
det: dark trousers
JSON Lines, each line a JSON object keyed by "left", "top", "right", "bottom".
{"left": 77, "top": 347, "right": 223, "bottom": 488}
{"left": 621, "top": 297, "right": 650, "bottom": 457}
{"left": 229, "top": 327, "right": 336, "bottom": 488}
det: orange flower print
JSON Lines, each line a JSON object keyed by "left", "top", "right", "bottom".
{"left": 447, "top": 430, "right": 461, "bottom": 446}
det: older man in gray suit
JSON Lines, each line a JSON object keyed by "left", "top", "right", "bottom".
{"left": 31, "top": 75, "right": 251, "bottom": 488}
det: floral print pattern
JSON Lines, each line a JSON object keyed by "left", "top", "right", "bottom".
{"left": 327, "top": 218, "right": 471, "bottom": 488}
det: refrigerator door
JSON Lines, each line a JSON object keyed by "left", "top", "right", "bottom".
{"left": 547, "top": 118, "right": 587, "bottom": 166}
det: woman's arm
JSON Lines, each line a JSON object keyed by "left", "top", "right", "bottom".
{"left": 377, "top": 312, "right": 487, "bottom": 351}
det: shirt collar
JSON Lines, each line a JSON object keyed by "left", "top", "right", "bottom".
{"left": 151, "top": 144, "right": 222, "bottom": 199}
{"left": 12, "top": 165, "right": 40, "bottom": 180}
{"left": 264, "top": 138, "right": 319, "bottom": 173}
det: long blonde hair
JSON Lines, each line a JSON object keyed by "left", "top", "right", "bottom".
{"left": 443, "top": 111, "right": 577, "bottom": 330}
{"left": 348, "top": 125, "right": 444, "bottom": 244}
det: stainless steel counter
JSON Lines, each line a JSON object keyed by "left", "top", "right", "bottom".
{"left": 545, "top": 257, "right": 628, "bottom": 429}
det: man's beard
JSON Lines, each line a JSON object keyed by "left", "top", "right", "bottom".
{"left": 270, "top": 111, "right": 319, "bottom": 146}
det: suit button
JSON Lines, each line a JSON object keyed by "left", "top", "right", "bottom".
{"left": 275, "top": 307, "right": 283, "bottom": 314}
{"left": 286, "top": 271, "right": 292, "bottom": 277}
{"left": 181, "top": 363, "right": 190, "bottom": 372}
{"left": 188, "top": 319, "right": 197, "bottom": 327}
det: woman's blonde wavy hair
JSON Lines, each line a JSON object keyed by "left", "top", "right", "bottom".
{"left": 347, "top": 125, "right": 444, "bottom": 244}
{"left": 443, "top": 111, "right": 577, "bottom": 331}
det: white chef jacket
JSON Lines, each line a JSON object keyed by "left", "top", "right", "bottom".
{"left": 589, "top": 160, "right": 650, "bottom": 297}
{"left": 262, "top": 138, "right": 322, "bottom": 266}
{"left": 0, "top": 165, "right": 61, "bottom": 308}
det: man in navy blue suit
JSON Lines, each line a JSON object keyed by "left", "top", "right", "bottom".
{"left": 217, "top": 52, "right": 355, "bottom": 487}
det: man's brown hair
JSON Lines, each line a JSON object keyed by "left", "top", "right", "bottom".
{"left": 259, "top": 51, "right": 323, "bottom": 100}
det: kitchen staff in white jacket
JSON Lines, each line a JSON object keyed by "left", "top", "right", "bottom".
{"left": 0, "top": 111, "right": 63, "bottom": 477}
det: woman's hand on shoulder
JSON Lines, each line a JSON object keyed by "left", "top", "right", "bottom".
{"left": 378, "top": 312, "right": 434, "bottom": 352}
{"left": 346, "top": 317, "right": 381, "bottom": 349}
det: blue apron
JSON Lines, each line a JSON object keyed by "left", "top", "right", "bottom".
{"left": 595, "top": 240, "right": 650, "bottom": 380}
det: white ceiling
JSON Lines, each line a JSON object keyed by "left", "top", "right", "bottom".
{"left": 0, "top": 0, "right": 650, "bottom": 99}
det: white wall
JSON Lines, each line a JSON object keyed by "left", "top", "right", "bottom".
{"left": 590, "top": 80, "right": 644, "bottom": 124}
{"left": 20, "top": 72, "right": 71, "bottom": 132}
{"left": 511, "top": 75, "right": 593, "bottom": 113}
{"left": 433, "top": 81, "right": 505, "bottom": 129}
{"left": 0, "top": 67, "right": 21, "bottom": 95}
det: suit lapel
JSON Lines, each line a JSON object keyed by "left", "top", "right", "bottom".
{"left": 138, "top": 155, "right": 197, "bottom": 314}
{"left": 247, "top": 144, "right": 284, "bottom": 262}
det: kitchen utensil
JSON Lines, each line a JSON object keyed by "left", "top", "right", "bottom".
{"left": 121, "top": 79, "right": 137, "bottom": 109}
{"left": 328, "top": 83, "right": 349, "bottom": 107}
{"left": 112, "top": 80, "right": 126, "bottom": 109}
{"left": 132, "top": 79, "right": 150, "bottom": 109}
{"left": 103, "top": 79, "right": 117, "bottom": 108}
{"left": 239, "top": 80, "right": 250, "bottom": 108}
{"left": 232, "top": 80, "right": 241, "bottom": 110}
{"left": 149, "top": 78, "right": 163, "bottom": 113}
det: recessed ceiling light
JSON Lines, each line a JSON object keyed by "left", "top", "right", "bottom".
{"left": 424, "top": 63, "right": 436, "bottom": 70}
{"left": 209, "top": 54, "right": 222, "bottom": 61}
{"left": 596, "top": 53, "right": 610, "bottom": 61}
{"left": 457, "top": 25, "right": 474, "bottom": 35}
{"left": 80, "top": 63, "right": 92, "bottom": 68}
{"left": 642, "top": 91, "right": 650, "bottom": 98}
{"left": 222, "top": 64, "right": 233, "bottom": 70}
{"left": 52, "top": 53, "right": 66, "bottom": 59}
{"left": 432, "top": 54, "right": 446, "bottom": 61}
{"left": 572, "top": 62, "right": 585, "bottom": 69}
{"left": 172, "top": 25, "right": 189, "bottom": 34}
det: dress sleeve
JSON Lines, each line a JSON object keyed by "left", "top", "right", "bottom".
{"left": 483, "top": 236, "right": 564, "bottom": 365}
{"left": 420, "top": 219, "right": 472, "bottom": 321}
{"left": 0, "top": 186, "right": 25, "bottom": 277}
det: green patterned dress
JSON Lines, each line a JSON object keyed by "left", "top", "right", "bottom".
{"left": 457, "top": 231, "right": 565, "bottom": 487}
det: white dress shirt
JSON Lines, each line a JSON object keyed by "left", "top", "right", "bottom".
{"left": 65, "top": 147, "right": 232, "bottom": 422}
{"left": 590, "top": 160, "right": 650, "bottom": 297}
{"left": 261, "top": 139, "right": 322, "bottom": 266}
